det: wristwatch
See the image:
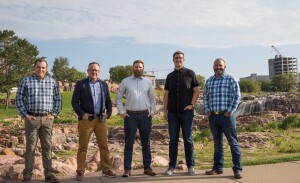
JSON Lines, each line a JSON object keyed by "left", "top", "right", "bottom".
{"left": 190, "top": 103, "right": 194, "bottom": 108}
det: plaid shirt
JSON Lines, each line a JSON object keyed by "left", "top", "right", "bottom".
{"left": 203, "top": 74, "right": 240, "bottom": 114}
{"left": 16, "top": 74, "right": 62, "bottom": 117}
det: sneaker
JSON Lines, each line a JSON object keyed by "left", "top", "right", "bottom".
{"left": 76, "top": 171, "right": 84, "bottom": 181}
{"left": 22, "top": 178, "right": 32, "bottom": 183}
{"left": 102, "top": 169, "right": 117, "bottom": 178}
{"left": 188, "top": 166, "right": 195, "bottom": 175}
{"left": 205, "top": 169, "right": 223, "bottom": 175}
{"left": 45, "top": 175, "right": 59, "bottom": 183}
{"left": 234, "top": 171, "right": 242, "bottom": 179}
{"left": 144, "top": 167, "right": 157, "bottom": 176}
{"left": 165, "top": 167, "right": 176, "bottom": 175}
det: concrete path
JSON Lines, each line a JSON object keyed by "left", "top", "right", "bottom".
{"left": 33, "top": 161, "right": 300, "bottom": 183}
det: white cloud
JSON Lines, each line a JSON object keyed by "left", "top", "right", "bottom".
{"left": 1, "top": 0, "right": 300, "bottom": 48}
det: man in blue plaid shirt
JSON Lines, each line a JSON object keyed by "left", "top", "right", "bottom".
{"left": 203, "top": 58, "right": 242, "bottom": 179}
{"left": 16, "top": 58, "right": 61, "bottom": 183}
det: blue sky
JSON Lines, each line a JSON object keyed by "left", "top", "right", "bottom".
{"left": 1, "top": 0, "right": 300, "bottom": 80}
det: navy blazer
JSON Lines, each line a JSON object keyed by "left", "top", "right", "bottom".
{"left": 71, "top": 78, "right": 112, "bottom": 120}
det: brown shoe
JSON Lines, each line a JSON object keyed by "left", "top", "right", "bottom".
{"left": 234, "top": 172, "right": 242, "bottom": 179}
{"left": 45, "top": 175, "right": 59, "bottom": 183}
{"left": 205, "top": 169, "right": 223, "bottom": 175}
{"left": 102, "top": 169, "right": 117, "bottom": 178}
{"left": 122, "top": 169, "right": 131, "bottom": 177}
{"left": 76, "top": 171, "right": 84, "bottom": 181}
{"left": 22, "top": 178, "right": 32, "bottom": 183}
{"left": 144, "top": 167, "right": 157, "bottom": 176}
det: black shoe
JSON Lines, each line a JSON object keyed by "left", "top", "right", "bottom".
{"left": 234, "top": 172, "right": 242, "bottom": 179}
{"left": 45, "top": 175, "right": 59, "bottom": 183}
{"left": 205, "top": 169, "right": 223, "bottom": 175}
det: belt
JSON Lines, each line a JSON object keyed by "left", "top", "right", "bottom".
{"left": 211, "top": 111, "right": 226, "bottom": 115}
{"left": 28, "top": 112, "right": 50, "bottom": 117}
{"left": 126, "top": 110, "right": 148, "bottom": 114}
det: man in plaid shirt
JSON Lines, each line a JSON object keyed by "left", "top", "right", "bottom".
{"left": 16, "top": 57, "right": 61, "bottom": 183}
{"left": 203, "top": 58, "right": 242, "bottom": 179}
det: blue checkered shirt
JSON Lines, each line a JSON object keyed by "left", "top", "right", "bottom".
{"left": 203, "top": 74, "right": 240, "bottom": 114}
{"left": 16, "top": 74, "right": 62, "bottom": 117}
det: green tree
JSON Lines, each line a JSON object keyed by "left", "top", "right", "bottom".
{"left": 109, "top": 65, "right": 132, "bottom": 83}
{"left": 239, "top": 80, "right": 261, "bottom": 93}
{"left": 0, "top": 30, "right": 39, "bottom": 109}
{"left": 196, "top": 74, "right": 205, "bottom": 89}
{"left": 51, "top": 57, "right": 70, "bottom": 81}
{"left": 66, "top": 67, "right": 86, "bottom": 82}
{"left": 271, "top": 73, "right": 297, "bottom": 92}
{"left": 259, "top": 80, "right": 272, "bottom": 92}
{"left": 51, "top": 57, "right": 86, "bottom": 83}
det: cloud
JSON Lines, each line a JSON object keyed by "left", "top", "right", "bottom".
{"left": 1, "top": 0, "right": 300, "bottom": 48}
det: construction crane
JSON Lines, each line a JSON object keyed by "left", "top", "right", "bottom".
{"left": 271, "top": 45, "right": 282, "bottom": 58}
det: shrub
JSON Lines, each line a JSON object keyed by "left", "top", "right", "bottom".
{"left": 279, "top": 115, "right": 300, "bottom": 130}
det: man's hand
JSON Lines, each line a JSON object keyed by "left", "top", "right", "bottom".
{"left": 26, "top": 115, "right": 36, "bottom": 120}
{"left": 82, "top": 113, "right": 92, "bottom": 120}
{"left": 184, "top": 104, "right": 194, "bottom": 110}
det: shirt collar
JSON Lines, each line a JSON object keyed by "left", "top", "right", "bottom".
{"left": 174, "top": 66, "right": 185, "bottom": 72}
{"left": 88, "top": 77, "right": 100, "bottom": 83}
{"left": 130, "top": 75, "right": 144, "bottom": 80}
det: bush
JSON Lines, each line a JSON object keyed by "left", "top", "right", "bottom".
{"left": 279, "top": 115, "right": 300, "bottom": 130}
{"left": 237, "top": 123, "right": 262, "bottom": 132}
{"left": 194, "top": 128, "right": 211, "bottom": 143}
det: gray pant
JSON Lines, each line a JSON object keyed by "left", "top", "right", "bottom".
{"left": 23, "top": 116, "right": 54, "bottom": 179}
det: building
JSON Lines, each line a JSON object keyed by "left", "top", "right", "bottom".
{"left": 143, "top": 72, "right": 156, "bottom": 89}
{"left": 155, "top": 79, "right": 166, "bottom": 89}
{"left": 240, "top": 73, "right": 269, "bottom": 81}
{"left": 268, "top": 55, "right": 298, "bottom": 82}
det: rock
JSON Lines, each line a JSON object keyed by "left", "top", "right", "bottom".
{"left": 0, "top": 155, "right": 23, "bottom": 165}
{"left": 8, "top": 164, "right": 24, "bottom": 179}
{"left": 0, "top": 148, "right": 15, "bottom": 155}
{"left": 52, "top": 160, "right": 76, "bottom": 175}
{"left": 151, "top": 156, "right": 169, "bottom": 166}
{"left": 176, "top": 164, "right": 187, "bottom": 170}
{"left": 87, "top": 162, "right": 98, "bottom": 171}
{"left": 110, "top": 155, "right": 123, "bottom": 171}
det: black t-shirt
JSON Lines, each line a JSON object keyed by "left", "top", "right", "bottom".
{"left": 164, "top": 67, "right": 199, "bottom": 113}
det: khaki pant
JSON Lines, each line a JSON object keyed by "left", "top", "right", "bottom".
{"left": 77, "top": 118, "right": 111, "bottom": 172}
{"left": 23, "top": 117, "right": 54, "bottom": 179}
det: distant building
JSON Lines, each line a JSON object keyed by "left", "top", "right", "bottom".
{"left": 143, "top": 72, "right": 156, "bottom": 89}
{"left": 268, "top": 55, "right": 298, "bottom": 82}
{"left": 240, "top": 73, "right": 269, "bottom": 81}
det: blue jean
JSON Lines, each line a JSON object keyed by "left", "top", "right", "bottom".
{"left": 168, "top": 109, "right": 195, "bottom": 168}
{"left": 123, "top": 111, "right": 152, "bottom": 170}
{"left": 208, "top": 112, "right": 242, "bottom": 173}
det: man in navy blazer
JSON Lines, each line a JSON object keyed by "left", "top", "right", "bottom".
{"left": 72, "top": 62, "right": 116, "bottom": 180}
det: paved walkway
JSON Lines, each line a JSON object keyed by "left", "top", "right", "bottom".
{"left": 32, "top": 161, "right": 300, "bottom": 183}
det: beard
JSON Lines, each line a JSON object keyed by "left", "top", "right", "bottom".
{"left": 214, "top": 69, "right": 224, "bottom": 76}
{"left": 134, "top": 70, "right": 143, "bottom": 77}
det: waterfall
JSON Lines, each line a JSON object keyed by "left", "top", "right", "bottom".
{"left": 236, "top": 99, "right": 266, "bottom": 116}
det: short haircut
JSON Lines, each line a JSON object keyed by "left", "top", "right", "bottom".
{"left": 214, "top": 58, "right": 226, "bottom": 64}
{"left": 173, "top": 51, "right": 184, "bottom": 59}
{"left": 88, "top": 62, "right": 100, "bottom": 68}
{"left": 133, "top": 60, "right": 144, "bottom": 67}
{"left": 34, "top": 57, "right": 48, "bottom": 67}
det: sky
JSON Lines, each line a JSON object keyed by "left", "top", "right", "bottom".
{"left": 1, "top": 0, "right": 300, "bottom": 81}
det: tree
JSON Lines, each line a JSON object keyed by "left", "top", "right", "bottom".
{"left": 51, "top": 57, "right": 86, "bottom": 83}
{"left": 259, "top": 80, "right": 272, "bottom": 92}
{"left": 109, "top": 65, "right": 132, "bottom": 83}
{"left": 239, "top": 80, "right": 261, "bottom": 93}
{"left": 65, "top": 67, "right": 86, "bottom": 82}
{"left": 271, "top": 73, "right": 297, "bottom": 92}
{"left": 51, "top": 57, "right": 70, "bottom": 81}
{"left": 196, "top": 74, "right": 205, "bottom": 89}
{"left": 0, "top": 30, "right": 39, "bottom": 109}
